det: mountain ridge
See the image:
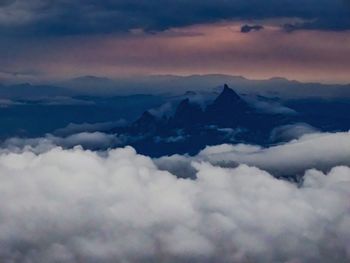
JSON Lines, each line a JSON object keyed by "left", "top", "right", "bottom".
{"left": 108, "top": 84, "right": 295, "bottom": 156}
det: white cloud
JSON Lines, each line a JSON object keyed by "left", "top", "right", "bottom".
{"left": 149, "top": 102, "right": 176, "bottom": 119}
{"left": 1, "top": 132, "right": 124, "bottom": 153}
{"left": 157, "top": 131, "right": 350, "bottom": 177}
{"left": 244, "top": 96, "right": 297, "bottom": 115}
{"left": 0, "top": 145, "right": 349, "bottom": 262}
{"left": 54, "top": 120, "right": 127, "bottom": 136}
{"left": 0, "top": 98, "right": 24, "bottom": 107}
{"left": 36, "top": 96, "right": 95, "bottom": 106}
{"left": 270, "top": 123, "right": 319, "bottom": 142}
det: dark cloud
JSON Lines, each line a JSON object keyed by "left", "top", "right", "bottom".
{"left": 0, "top": 0, "right": 349, "bottom": 37}
{"left": 0, "top": 0, "right": 14, "bottom": 7}
{"left": 283, "top": 23, "right": 299, "bottom": 32}
{"left": 240, "top": 24, "right": 264, "bottom": 33}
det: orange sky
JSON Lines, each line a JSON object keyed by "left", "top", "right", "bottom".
{"left": 2, "top": 21, "right": 350, "bottom": 84}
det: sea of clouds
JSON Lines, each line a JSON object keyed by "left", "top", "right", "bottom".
{"left": 0, "top": 131, "right": 349, "bottom": 262}
{"left": 156, "top": 131, "right": 350, "bottom": 178}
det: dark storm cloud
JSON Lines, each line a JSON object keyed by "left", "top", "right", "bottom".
{"left": 0, "top": 0, "right": 13, "bottom": 7}
{"left": 240, "top": 24, "right": 264, "bottom": 33}
{"left": 0, "top": 0, "right": 350, "bottom": 37}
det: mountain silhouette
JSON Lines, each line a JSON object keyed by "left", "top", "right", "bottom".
{"left": 132, "top": 111, "right": 158, "bottom": 132}
{"left": 213, "top": 84, "right": 243, "bottom": 105}
{"left": 171, "top": 98, "right": 204, "bottom": 127}
{"left": 109, "top": 84, "right": 296, "bottom": 156}
{"left": 205, "top": 84, "right": 250, "bottom": 125}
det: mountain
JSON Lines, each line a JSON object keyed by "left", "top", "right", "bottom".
{"left": 54, "top": 74, "right": 350, "bottom": 98}
{"left": 59, "top": 76, "right": 118, "bottom": 96}
{"left": 108, "top": 84, "right": 296, "bottom": 156}
{"left": 212, "top": 84, "right": 243, "bottom": 105}
{"left": 171, "top": 99, "right": 204, "bottom": 127}
{"left": 132, "top": 111, "right": 159, "bottom": 133}
{"left": 206, "top": 84, "right": 250, "bottom": 125}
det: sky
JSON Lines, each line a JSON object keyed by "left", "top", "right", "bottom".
{"left": 0, "top": 0, "right": 350, "bottom": 83}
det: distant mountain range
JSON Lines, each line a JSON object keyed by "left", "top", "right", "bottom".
{"left": 59, "top": 74, "right": 350, "bottom": 98}
{"left": 1, "top": 79, "right": 350, "bottom": 152}
{"left": 109, "top": 85, "right": 296, "bottom": 156}
{"left": 2, "top": 74, "right": 350, "bottom": 98}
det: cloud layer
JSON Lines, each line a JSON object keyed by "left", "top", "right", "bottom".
{"left": 0, "top": 143, "right": 349, "bottom": 262}
{"left": 1, "top": 132, "right": 124, "bottom": 153}
{"left": 156, "top": 131, "right": 350, "bottom": 177}
{"left": 1, "top": 0, "right": 349, "bottom": 36}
